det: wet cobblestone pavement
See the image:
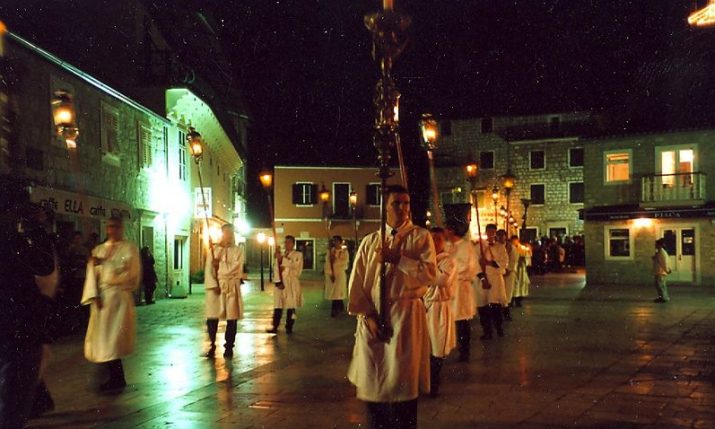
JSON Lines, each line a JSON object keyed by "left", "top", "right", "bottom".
{"left": 27, "top": 272, "right": 715, "bottom": 428}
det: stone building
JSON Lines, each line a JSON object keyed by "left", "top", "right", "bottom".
{"left": 582, "top": 129, "right": 715, "bottom": 287}
{"left": 434, "top": 112, "right": 602, "bottom": 241}
{"left": 0, "top": 28, "right": 245, "bottom": 299}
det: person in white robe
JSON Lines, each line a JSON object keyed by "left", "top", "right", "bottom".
{"left": 81, "top": 216, "right": 140, "bottom": 391}
{"left": 266, "top": 235, "right": 303, "bottom": 334}
{"left": 652, "top": 238, "right": 671, "bottom": 303}
{"left": 474, "top": 223, "right": 509, "bottom": 340}
{"left": 501, "top": 232, "right": 519, "bottom": 321}
{"left": 204, "top": 224, "right": 245, "bottom": 358}
{"left": 348, "top": 185, "right": 436, "bottom": 429}
{"left": 513, "top": 242, "right": 531, "bottom": 307}
{"left": 446, "top": 224, "right": 477, "bottom": 362}
{"left": 425, "top": 227, "right": 456, "bottom": 397}
{"left": 324, "top": 235, "right": 349, "bottom": 317}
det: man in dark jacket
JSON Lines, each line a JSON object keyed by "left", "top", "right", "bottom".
{"left": 0, "top": 180, "right": 56, "bottom": 429}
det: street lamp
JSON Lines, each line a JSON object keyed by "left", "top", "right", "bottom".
{"left": 188, "top": 127, "right": 216, "bottom": 273}
{"left": 419, "top": 113, "right": 443, "bottom": 227}
{"left": 319, "top": 184, "right": 331, "bottom": 230}
{"left": 689, "top": 0, "right": 715, "bottom": 27}
{"left": 501, "top": 169, "right": 516, "bottom": 230}
{"left": 257, "top": 232, "right": 266, "bottom": 291}
{"left": 349, "top": 190, "right": 358, "bottom": 246}
{"left": 51, "top": 90, "right": 79, "bottom": 149}
{"left": 259, "top": 167, "right": 284, "bottom": 287}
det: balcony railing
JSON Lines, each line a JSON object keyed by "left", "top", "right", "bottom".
{"left": 641, "top": 172, "right": 706, "bottom": 204}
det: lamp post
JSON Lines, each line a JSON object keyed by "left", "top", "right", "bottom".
{"left": 257, "top": 232, "right": 266, "bottom": 291}
{"left": 259, "top": 167, "right": 284, "bottom": 287}
{"left": 188, "top": 127, "right": 216, "bottom": 280}
{"left": 501, "top": 169, "right": 516, "bottom": 230}
{"left": 349, "top": 190, "right": 358, "bottom": 246}
{"left": 319, "top": 184, "right": 331, "bottom": 230}
{"left": 419, "top": 113, "right": 442, "bottom": 227}
{"left": 491, "top": 184, "right": 499, "bottom": 224}
{"left": 364, "top": 2, "right": 411, "bottom": 341}
{"left": 520, "top": 198, "right": 531, "bottom": 242}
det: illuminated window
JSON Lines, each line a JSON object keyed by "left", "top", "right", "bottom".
{"left": 292, "top": 182, "right": 317, "bottom": 205}
{"left": 604, "top": 150, "right": 631, "bottom": 183}
{"left": 605, "top": 227, "right": 633, "bottom": 259}
{"left": 660, "top": 147, "right": 695, "bottom": 187}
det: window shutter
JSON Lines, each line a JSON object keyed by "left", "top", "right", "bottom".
{"left": 310, "top": 184, "right": 318, "bottom": 204}
{"left": 292, "top": 184, "right": 301, "bottom": 204}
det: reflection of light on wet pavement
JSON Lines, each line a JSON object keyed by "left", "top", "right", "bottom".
{"left": 159, "top": 345, "right": 193, "bottom": 394}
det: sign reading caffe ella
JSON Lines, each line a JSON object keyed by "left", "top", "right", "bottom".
{"left": 29, "top": 186, "right": 133, "bottom": 220}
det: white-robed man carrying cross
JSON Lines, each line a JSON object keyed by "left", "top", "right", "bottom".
{"left": 204, "top": 224, "right": 245, "bottom": 358}
{"left": 348, "top": 185, "right": 437, "bottom": 429}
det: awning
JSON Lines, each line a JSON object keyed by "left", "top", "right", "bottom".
{"left": 582, "top": 202, "right": 715, "bottom": 221}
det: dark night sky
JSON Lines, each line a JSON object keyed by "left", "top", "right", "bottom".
{"left": 3, "top": 0, "right": 715, "bottom": 224}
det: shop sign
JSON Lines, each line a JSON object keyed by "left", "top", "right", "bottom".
{"left": 29, "top": 186, "right": 133, "bottom": 220}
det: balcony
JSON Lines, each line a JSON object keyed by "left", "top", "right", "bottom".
{"left": 641, "top": 172, "right": 706, "bottom": 207}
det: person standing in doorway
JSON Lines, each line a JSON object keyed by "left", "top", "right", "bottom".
{"left": 140, "top": 246, "right": 157, "bottom": 305}
{"left": 653, "top": 238, "right": 671, "bottom": 303}
{"left": 204, "top": 224, "right": 245, "bottom": 358}
{"left": 324, "top": 235, "right": 349, "bottom": 317}
{"left": 81, "top": 216, "right": 141, "bottom": 392}
{"left": 347, "top": 185, "right": 436, "bottom": 429}
{"left": 266, "top": 235, "right": 303, "bottom": 334}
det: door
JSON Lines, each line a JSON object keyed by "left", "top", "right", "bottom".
{"left": 659, "top": 227, "right": 696, "bottom": 283}
{"left": 295, "top": 239, "right": 314, "bottom": 270}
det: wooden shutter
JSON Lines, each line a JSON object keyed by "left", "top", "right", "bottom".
{"left": 292, "top": 184, "right": 301, "bottom": 204}
{"left": 310, "top": 184, "right": 318, "bottom": 204}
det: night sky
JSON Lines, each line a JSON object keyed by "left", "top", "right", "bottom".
{"left": 3, "top": 0, "right": 715, "bottom": 224}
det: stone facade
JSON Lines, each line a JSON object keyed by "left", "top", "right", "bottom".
{"left": 435, "top": 112, "right": 601, "bottom": 240}
{"left": 583, "top": 129, "right": 715, "bottom": 287}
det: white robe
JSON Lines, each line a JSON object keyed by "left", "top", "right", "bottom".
{"left": 425, "top": 251, "right": 457, "bottom": 358}
{"left": 81, "top": 240, "right": 140, "bottom": 363}
{"left": 347, "top": 221, "right": 436, "bottom": 402}
{"left": 324, "top": 248, "right": 349, "bottom": 300}
{"left": 474, "top": 241, "right": 509, "bottom": 306}
{"left": 205, "top": 244, "right": 245, "bottom": 320}
{"left": 450, "top": 237, "right": 477, "bottom": 321}
{"left": 273, "top": 250, "right": 303, "bottom": 308}
{"left": 504, "top": 244, "right": 519, "bottom": 303}
{"left": 513, "top": 245, "right": 531, "bottom": 298}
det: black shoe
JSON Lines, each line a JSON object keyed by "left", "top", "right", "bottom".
{"left": 480, "top": 333, "right": 493, "bottom": 341}
{"left": 205, "top": 345, "right": 216, "bottom": 358}
{"left": 223, "top": 348, "right": 234, "bottom": 358}
{"left": 99, "top": 379, "right": 126, "bottom": 392}
{"left": 266, "top": 327, "right": 278, "bottom": 334}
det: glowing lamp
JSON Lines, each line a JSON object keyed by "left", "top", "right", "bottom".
{"left": 349, "top": 191, "right": 358, "bottom": 207}
{"left": 268, "top": 236, "right": 275, "bottom": 246}
{"left": 491, "top": 185, "right": 499, "bottom": 202}
{"left": 465, "top": 163, "right": 478, "bottom": 179}
{"left": 256, "top": 232, "right": 267, "bottom": 244}
{"left": 501, "top": 170, "right": 516, "bottom": 191}
{"left": 51, "top": 90, "right": 79, "bottom": 149}
{"left": 419, "top": 113, "right": 439, "bottom": 151}
{"left": 633, "top": 218, "right": 653, "bottom": 228}
{"left": 689, "top": 0, "right": 715, "bottom": 27}
{"left": 187, "top": 127, "right": 203, "bottom": 161}
{"left": 259, "top": 168, "right": 273, "bottom": 190}
{"left": 319, "top": 185, "right": 330, "bottom": 203}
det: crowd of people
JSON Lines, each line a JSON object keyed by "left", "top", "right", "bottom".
{"left": 529, "top": 234, "right": 585, "bottom": 275}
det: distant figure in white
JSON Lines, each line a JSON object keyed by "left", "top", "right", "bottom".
{"left": 324, "top": 235, "right": 349, "bottom": 317}
{"left": 652, "top": 238, "right": 671, "bottom": 303}
{"left": 81, "top": 216, "right": 140, "bottom": 392}
{"left": 266, "top": 235, "right": 303, "bottom": 334}
{"left": 204, "top": 223, "right": 245, "bottom": 359}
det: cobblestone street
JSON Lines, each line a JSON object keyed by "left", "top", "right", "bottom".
{"left": 27, "top": 272, "right": 715, "bottom": 429}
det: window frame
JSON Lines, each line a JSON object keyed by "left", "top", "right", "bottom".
{"left": 294, "top": 182, "right": 316, "bottom": 207}
{"left": 178, "top": 129, "right": 187, "bottom": 181}
{"left": 568, "top": 181, "right": 585, "bottom": 204}
{"left": 569, "top": 147, "right": 584, "bottom": 168}
{"left": 332, "top": 182, "right": 352, "bottom": 218}
{"left": 604, "top": 225, "right": 634, "bottom": 260}
{"left": 137, "top": 122, "right": 153, "bottom": 168}
{"left": 366, "top": 183, "right": 381, "bottom": 207}
{"left": 603, "top": 149, "right": 633, "bottom": 185}
{"left": 530, "top": 183, "right": 546, "bottom": 206}
{"left": 530, "top": 150, "right": 546, "bottom": 170}
{"left": 479, "top": 151, "right": 495, "bottom": 170}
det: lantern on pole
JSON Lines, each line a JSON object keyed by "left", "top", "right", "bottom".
{"left": 419, "top": 113, "right": 443, "bottom": 227}
{"left": 51, "top": 90, "right": 79, "bottom": 149}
